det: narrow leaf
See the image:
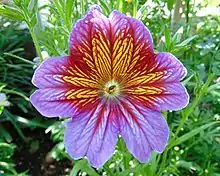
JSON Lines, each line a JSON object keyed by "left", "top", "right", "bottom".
{"left": 169, "top": 121, "right": 218, "bottom": 148}
{"left": 0, "top": 4, "right": 23, "bottom": 21}
{"left": 176, "top": 35, "right": 198, "bottom": 47}
{"left": 99, "top": 0, "right": 111, "bottom": 15}
{"left": 164, "top": 25, "right": 171, "bottom": 51}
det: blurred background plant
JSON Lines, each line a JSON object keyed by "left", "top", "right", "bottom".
{"left": 0, "top": 0, "right": 219, "bottom": 175}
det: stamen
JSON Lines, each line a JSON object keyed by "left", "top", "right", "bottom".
{"left": 107, "top": 85, "right": 116, "bottom": 95}
{"left": 104, "top": 80, "right": 120, "bottom": 98}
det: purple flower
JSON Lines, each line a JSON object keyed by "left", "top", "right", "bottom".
{"left": 30, "top": 5, "right": 189, "bottom": 168}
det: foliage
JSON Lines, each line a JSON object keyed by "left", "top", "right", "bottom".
{"left": 0, "top": 0, "right": 219, "bottom": 175}
{"left": 0, "top": 141, "right": 28, "bottom": 175}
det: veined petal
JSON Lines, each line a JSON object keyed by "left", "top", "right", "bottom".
{"left": 127, "top": 83, "right": 189, "bottom": 111}
{"left": 146, "top": 52, "right": 187, "bottom": 81}
{"left": 32, "top": 56, "right": 99, "bottom": 88}
{"left": 30, "top": 87, "right": 98, "bottom": 118}
{"left": 32, "top": 56, "right": 70, "bottom": 88}
{"left": 69, "top": 8, "right": 155, "bottom": 83}
{"left": 109, "top": 11, "right": 154, "bottom": 81}
{"left": 30, "top": 88, "right": 75, "bottom": 117}
{"left": 69, "top": 5, "right": 103, "bottom": 48}
{"left": 64, "top": 101, "right": 119, "bottom": 168}
{"left": 31, "top": 56, "right": 100, "bottom": 118}
{"left": 118, "top": 98, "right": 169, "bottom": 162}
{"left": 69, "top": 5, "right": 112, "bottom": 83}
{"left": 125, "top": 52, "right": 189, "bottom": 110}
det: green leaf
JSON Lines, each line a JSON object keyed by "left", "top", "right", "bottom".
{"left": 167, "top": 0, "right": 176, "bottom": 11}
{"left": 0, "top": 161, "right": 16, "bottom": 174}
{"left": 117, "top": 0, "right": 123, "bottom": 12}
{"left": 99, "top": 0, "right": 111, "bottom": 15}
{"left": 0, "top": 127, "right": 12, "bottom": 142}
{"left": 27, "top": 0, "right": 38, "bottom": 12}
{"left": 0, "top": 85, "right": 6, "bottom": 92}
{"left": 176, "top": 35, "right": 198, "bottom": 47}
{"left": 69, "top": 160, "right": 99, "bottom": 176}
{"left": 65, "top": 0, "right": 74, "bottom": 31}
{"left": 169, "top": 121, "right": 218, "bottom": 148}
{"left": 208, "top": 82, "right": 220, "bottom": 92}
{"left": 137, "top": 1, "right": 148, "bottom": 19}
{"left": 3, "top": 110, "right": 26, "bottom": 141}
{"left": 80, "top": 0, "right": 85, "bottom": 15}
{"left": 0, "top": 105, "right": 4, "bottom": 116}
{"left": 0, "top": 143, "right": 15, "bottom": 160}
{"left": 172, "top": 26, "right": 183, "bottom": 44}
{"left": 164, "top": 25, "right": 171, "bottom": 51}
{"left": 13, "top": 0, "right": 21, "bottom": 6}
{"left": 24, "top": 0, "right": 31, "bottom": 7}
{"left": 133, "top": 0, "right": 138, "bottom": 18}
{"left": 0, "top": 4, "right": 24, "bottom": 21}
{"left": 30, "top": 14, "right": 37, "bottom": 27}
{"left": 16, "top": 116, "right": 48, "bottom": 128}
{"left": 177, "top": 160, "right": 201, "bottom": 172}
{"left": 182, "top": 73, "right": 196, "bottom": 86}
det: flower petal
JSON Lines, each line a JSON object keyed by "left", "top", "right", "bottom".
{"left": 147, "top": 52, "right": 187, "bottom": 82}
{"left": 30, "top": 88, "right": 74, "bottom": 117}
{"left": 69, "top": 5, "right": 112, "bottom": 83}
{"left": 118, "top": 98, "right": 169, "bottom": 162}
{"left": 31, "top": 56, "right": 100, "bottom": 118}
{"left": 125, "top": 52, "right": 189, "bottom": 110}
{"left": 69, "top": 8, "right": 154, "bottom": 83}
{"left": 32, "top": 56, "right": 70, "bottom": 88}
{"left": 32, "top": 56, "right": 99, "bottom": 88}
{"left": 30, "top": 87, "right": 98, "bottom": 118}
{"left": 109, "top": 11, "right": 154, "bottom": 80}
{"left": 64, "top": 101, "right": 119, "bottom": 168}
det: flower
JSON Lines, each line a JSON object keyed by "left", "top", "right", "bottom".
{"left": 0, "top": 93, "right": 10, "bottom": 106}
{"left": 30, "top": 5, "right": 189, "bottom": 168}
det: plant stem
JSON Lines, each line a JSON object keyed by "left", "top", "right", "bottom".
{"left": 157, "top": 148, "right": 168, "bottom": 176}
{"left": 185, "top": 0, "right": 190, "bottom": 26}
{"left": 4, "top": 53, "right": 35, "bottom": 65}
{"left": 133, "top": 0, "right": 138, "bottom": 18}
{"left": 117, "top": 0, "right": 124, "bottom": 13}
{"left": 18, "top": 4, "right": 43, "bottom": 61}
{"left": 3, "top": 89, "right": 29, "bottom": 101}
{"left": 81, "top": 0, "right": 84, "bottom": 16}
{"left": 29, "top": 29, "right": 43, "bottom": 62}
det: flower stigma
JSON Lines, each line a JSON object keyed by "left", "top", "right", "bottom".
{"left": 104, "top": 80, "right": 120, "bottom": 98}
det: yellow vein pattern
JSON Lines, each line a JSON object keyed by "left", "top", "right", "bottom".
{"left": 124, "top": 71, "right": 167, "bottom": 88}
{"left": 65, "top": 89, "right": 99, "bottom": 100}
{"left": 126, "top": 86, "right": 164, "bottom": 95}
{"left": 63, "top": 76, "right": 100, "bottom": 89}
{"left": 92, "top": 33, "right": 111, "bottom": 82}
{"left": 112, "top": 35, "right": 134, "bottom": 79}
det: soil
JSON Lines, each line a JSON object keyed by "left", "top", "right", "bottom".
{"left": 4, "top": 122, "right": 72, "bottom": 176}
